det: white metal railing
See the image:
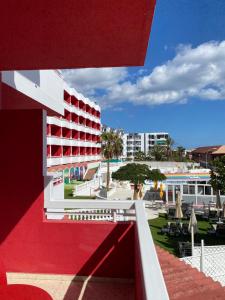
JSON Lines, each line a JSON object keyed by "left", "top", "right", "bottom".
{"left": 44, "top": 199, "right": 169, "bottom": 299}
{"left": 181, "top": 242, "right": 225, "bottom": 286}
{"left": 73, "top": 178, "right": 101, "bottom": 196}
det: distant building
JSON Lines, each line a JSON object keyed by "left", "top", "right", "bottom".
{"left": 101, "top": 124, "right": 124, "bottom": 137}
{"left": 191, "top": 145, "right": 225, "bottom": 167}
{"left": 123, "top": 132, "right": 169, "bottom": 158}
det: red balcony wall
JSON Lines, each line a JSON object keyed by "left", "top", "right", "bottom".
{"left": 64, "top": 91, "right": 71, "bottom": 105}
{"left": 0, "top": 109, "right": 135, "bottom": 279}
{"left": 62, "top": 127, "right": 71, "bottom": 139}
{"left": 72, "top": 146, "right": 79, "bottom": 156}
{"left": 51, "top": 145, "right": 62, "bottom": 157}
{"left": 72, "top": 130, "right": 79, "bottom": 140}
{"left": 47, "top": 124, "right": 51, "bottom": 136}
{"left": 63, "top": 146, "right": 71, "bottom": 156}
{"left": 51, "top": 125, "right": 61, "bottom": 137}
{"left": 47, "top": 145, "right": 51, "bottom": 158}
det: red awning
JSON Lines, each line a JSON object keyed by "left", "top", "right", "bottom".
{"left": 0, "top": 1, "right": 156, "bottom": 70}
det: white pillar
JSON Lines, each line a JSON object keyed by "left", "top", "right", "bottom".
{"left": 200, "top": 239, "right": 204, "bottom": 272}
{"left": 191, "top": 226, "right": 194, "bottom": 256}
{"left": 195, "top": 183, "right": 198, "bottom": 205}
{"left": 165, "top": 184, "right": 168, "bottom": 204}
{"left": 172, "top": 185, "right": 175, "bottom": 204}
{"left": 180, "top": 184, "right": 183, "bottom": 200}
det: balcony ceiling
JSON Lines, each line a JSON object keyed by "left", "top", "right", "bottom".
{"left": 0, "top": 0, "right": 156, "bottom": 70}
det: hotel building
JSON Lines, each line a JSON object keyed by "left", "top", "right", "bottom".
{"left": 123, "top": 132, "right": 169, "bottom": 158}
{"left": 47, "top": 77, "right": 102, "bottom": 181}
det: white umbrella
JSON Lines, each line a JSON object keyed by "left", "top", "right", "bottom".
{"left": 175, "top": 191, "right": 183, "bottom": 219}
{"left": 188, "top": 207, "right": 198, "bottom": 255}
{"left": 188, "top": 207, "right": 198, "bottom": 234}
{"left": 222, "top": 202, "right": 225, "bottom": 218}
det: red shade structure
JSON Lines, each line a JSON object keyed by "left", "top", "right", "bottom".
{"left": 0, "top": 0, "right": 156, "bottom": 70}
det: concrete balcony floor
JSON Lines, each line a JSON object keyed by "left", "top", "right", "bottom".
{"left": 7, "top": 273, "right": 134, "bottom": 300}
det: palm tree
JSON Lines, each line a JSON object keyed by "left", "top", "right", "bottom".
{"left": 149, "top": 145, "right": 166, "bottom": 161}
{"left": 149, "top": 169, "right": 166, "bottom": 191}
{"left": 114, "top": 135, "right": 123, "bottom": 160}
{"left": 101, "top": 131, "right": 123, "bottom": 191}
{"left": 177, "top": 146, "right": 185, "bottom": 161}
{"left": 112, "top": 163, "right": 151, "bottom": 199}
{"left": 165, "top": 137, "right": 174, "bottom": 160}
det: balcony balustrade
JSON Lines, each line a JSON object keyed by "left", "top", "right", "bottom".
{"left": 44, "top": 196, "right": 169, "bottom": 300}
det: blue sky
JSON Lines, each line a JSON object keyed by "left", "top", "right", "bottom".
{"left": 62, "top": 0, "right": 225, "bottom": 149}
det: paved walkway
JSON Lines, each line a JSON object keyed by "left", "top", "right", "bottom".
{"left": 108, "top": 187, "right": 133, "bottom": 200}
{"left": 109, "top": 187, "right": 166, "bottom": 220}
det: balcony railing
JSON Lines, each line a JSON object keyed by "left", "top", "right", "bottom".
{"left": 44, "top": 196, "right": 169, "bottom": 300}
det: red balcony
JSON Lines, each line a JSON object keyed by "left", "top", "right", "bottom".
{"left": 71, "top": 113, "right": 79, "bottom": 124}
{"left": 63, "top": 146, "right": 71, "bottom": 156}
{"left": 79, "top": 116, "right": 86, "bottom": 126}
{"left": 80, "top": 132, "right": 86, "bottom": 141}
{"left": 79, "top": 100, "right": 85, "bottom": 111}
{"left": 64, "top": 90, "right": 71, "bottom": 105}
{"left": 80, "top": 147, "right": 86, "bottom": 156}
{"left": 62, "top": 127, "right": 71, "bottom": 139}
{"left": 64, "top": 110, "right": 71, "bottom": 122}
{"left": 86, "top": 119, "right": 91, "bottom": 128}
{"left": 72, "top": 146, "right": 79, "bottom": 156}
{"left": 71, "top": 96, "right": 79, "bottom": 108}
{"left": 50, "top": 125, "right": 61, "bottom": 137}
{"left": 43, "top": 199, "right": 169, "bottom": 300}
{"left": 51, "top": 145, "right": 62, "bottom": 157}
{"left": 72, "top": 130, "right": 79, "bottom": 140}
{"left": 0, "top": 110, "right": 169, "bottom": 300}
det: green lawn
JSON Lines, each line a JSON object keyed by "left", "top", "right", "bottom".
{"left": 149, "top": 214, "right": 225, "bottom": 256}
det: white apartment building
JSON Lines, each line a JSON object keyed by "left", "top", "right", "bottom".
{"left": 123, "top": 132, "right": 169, "bottom": 158}
{"left": 101, "top": 124, "right": 124, "bottom": 137}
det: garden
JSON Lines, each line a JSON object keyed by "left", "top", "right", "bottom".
{"left": 149, "top": 214, "right": 225, "bottom": 257}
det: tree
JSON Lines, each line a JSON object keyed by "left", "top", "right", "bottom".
{"left": 101, "top": 131, "right": 123, "bottom": 191}
{"left": 165, "top": 136, "right": 174, "bottom": 160}
{"left": 177, "top": 146, "right": 185, "bottom": 161}
{"left": 134, "top": 150, "right": 146, "bottom": 161}
{"left": 209, "top": 156, "right": 225, "bottom": 212}
{"left": 148, "top": 169, "right": 166, "bottom": 190}
{"left": 149, "top": 145, "right": 166, "bottom": 161}
{"left": 114, "top": 135, "right": 123, "bottom": 160}
{"left": 112, "top": 163, "right": 151, "bottom": 199}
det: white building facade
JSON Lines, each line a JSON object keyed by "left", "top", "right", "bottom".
{"left": 123, "top": 132, "right": 169, "bottom": 158}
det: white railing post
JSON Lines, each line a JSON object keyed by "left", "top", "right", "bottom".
{"left": 191, "top": 226, "right": 194, "bottom": 256}
{"left": 200, "top": 239, "right": 204, "bottom": 272}
{"left": 113, "top": 210, "right": 117, "bottom": 222}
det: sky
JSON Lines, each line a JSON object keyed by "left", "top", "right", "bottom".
{"left": 62, "top": 0, "right": 225, "bottom": 149}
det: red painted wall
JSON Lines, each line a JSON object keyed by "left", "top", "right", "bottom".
{"left": 0, "top": 109, "right": 134, "bottom": 278}
{"left": 0, "top": 1, "right": 156, "bottom": 70}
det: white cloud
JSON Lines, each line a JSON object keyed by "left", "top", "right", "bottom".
{"left": 62, "top": 41, "right": 225, "bottom": 108}
{"left": 61, "top": 67, "right": 128, "bottom": 96}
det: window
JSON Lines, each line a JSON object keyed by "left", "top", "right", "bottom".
{"left": 205, "top": 186, "right": 211, "bottom": 195}
{"left": 189, "top": 185, "right": 195, "bottom": 194}
{"left": 183, "top": 185, "right": 188, "bottom": 194}
{"left": 198, "top": 186, "right": 204, "bottom": 195}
